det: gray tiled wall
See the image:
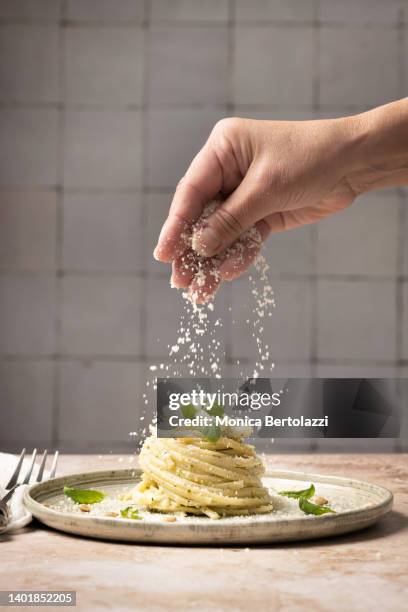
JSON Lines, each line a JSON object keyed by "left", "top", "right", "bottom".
{"left": 0, "top": 0, "right": 407, "bottom": 453}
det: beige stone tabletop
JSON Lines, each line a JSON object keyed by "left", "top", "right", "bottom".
{"left": 1, "top": 454, "right": 407, "bottom": 612}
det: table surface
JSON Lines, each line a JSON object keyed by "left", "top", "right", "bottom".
{"left": 1, "top": 453, "right": 407, "bottom": 612}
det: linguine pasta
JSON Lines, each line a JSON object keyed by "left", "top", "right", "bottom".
{"left": 126, "top": 435, "right": 273, "bottom": 519}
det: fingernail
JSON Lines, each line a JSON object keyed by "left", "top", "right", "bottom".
{"left": 153, "top": 219, "right": 169, "bottom": 260}
{"left": 193, "top": 227, "right": 222, "bottom": 257}
{"left": 153, "top": 245, "right": 167, "bottom": 261}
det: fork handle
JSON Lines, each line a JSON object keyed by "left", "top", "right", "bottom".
{"left": 0, "top": 500, "right": 10, "bottom": 535}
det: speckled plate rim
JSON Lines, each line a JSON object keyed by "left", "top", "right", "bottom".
{"left": 24, "top": 468, "right": 393, "bottom": 545}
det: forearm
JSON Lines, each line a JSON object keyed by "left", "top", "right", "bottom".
{"left": 345, "top": 98, "right": 408, "bottom": 194}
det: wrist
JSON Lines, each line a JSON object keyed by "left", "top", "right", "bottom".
{"left": 332, "top": 114, "right": 368, "bottom": 176}
{"left": 313, "top": 115, "right": 368, "bottom": 189}
{"left": 342, "top": 100, "right": 408, "bottom": 194}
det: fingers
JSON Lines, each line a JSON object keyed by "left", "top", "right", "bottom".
{"left": 189, "top": 259, "right": 222, "bottom": 304}
{"left": 178, "top": 219, "right": 270, "bottom": 304}
{"left": 171, "top": 251, "right": 221, "bottom": 303}
{"left": 217, "top": 219, "right": 270, "bottom": 281}
{"left": 192, "top": 169, "right": 269, "bottom": 258}
{"left": 171, "top": 250, "right": 197, "bottom": 289}
{"left": 171, "top": 203, "right": 334, "bottom": 301}
{"left": 154, "top": 142, "right": 223, "bottom": 263}
{"left": 200, "top": 207, "right": 326, "bottom": 292}
{"left": 171, "top": 249, "right": 221, "bottom": 303}
{"left": 217, "top": 245, "right": 260, "bottom": 281}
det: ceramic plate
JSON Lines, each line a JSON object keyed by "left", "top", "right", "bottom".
{"left": 24, "top": 468, "right": 393, "bottom": 544}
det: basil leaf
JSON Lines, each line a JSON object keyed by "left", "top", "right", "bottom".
{"left": 279, "top": 483, "right": 315, "bottom": 500}
{"left": 299, "top": 496, "right": 335, "bottom": 515}
{"left": 63, "top": 486, "right": 105, "bottom": 504}
{"left": 206, "top": 402, "right": 224, "bottom": 418}
{"left": 200, "top": 423, "right": 222, "bottom": 443}
{"left": 181, "top": 404, "right": 197, "bottom": 419}
{"left": 120, "top": 506, "right": 142, "bottom": 520}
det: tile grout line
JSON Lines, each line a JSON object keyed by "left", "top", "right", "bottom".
{"left": 139, "top": 0, "right": 152, "bottom": 366}
{"left": 226, "top": 0, "right": 235, "bottom": 115}
{"left": 396, "top": 188, "right": 405, "bottom": 453}
{"left": 310, "top": 0, "right": 321, "bottom": 385}
{"left": 51, "top": 0, "right": 67, "bottom": 450}
{"left": 223, "top": 0, "right": 236, "bottom": 366}
{"left": 0, "top": 187, "right": 401, "bottom": 199}
{"left": 0, "top": 101, "right": 387, "bottom": 112}
{"left": 395, "top": 5, "right": 406, "bottom": 452}
{"left": 0, "top": 18, "right": 402, "bottom": 29}
{"left": 0, "top": 354, "right": 402, "bottom": 366}
{"left": 0, "top": 269, "right": 403, "bottom": 282}
{"left": 309, "top": 0, "right": 321, "bottom": 453}
{"left": 396, "top": 8, "right": 405, "bottom": 368}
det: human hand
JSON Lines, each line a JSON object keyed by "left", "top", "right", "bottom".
{"left": 153, "top": 115, "right": 364, "bottom": 302}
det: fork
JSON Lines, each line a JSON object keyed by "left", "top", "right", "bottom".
{"left": 0, "top": 448, "right": 59, "bottom": 534}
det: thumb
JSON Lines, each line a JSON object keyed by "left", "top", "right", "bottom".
{"left": 192, "top": 171, "right": 269, "bottom": 257}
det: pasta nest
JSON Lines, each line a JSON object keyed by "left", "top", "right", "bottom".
{"left": 130, "top": 436, "right": 273, "bottom": 519}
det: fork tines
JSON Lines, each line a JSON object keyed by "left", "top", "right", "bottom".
{"left": 5, "top": 449, "right": 59, "bottom": 491}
